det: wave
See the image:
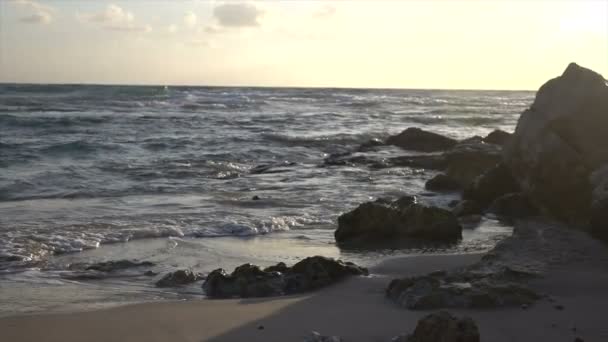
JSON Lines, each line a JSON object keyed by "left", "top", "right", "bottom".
{"left": 0, "top": 114, "right": 113, "bottom": 129}
{"left": 261, "top": 132, "right": 380, "bottom": 149}
{"left": 40, "top": 140, "right": 121, "bottom": 156}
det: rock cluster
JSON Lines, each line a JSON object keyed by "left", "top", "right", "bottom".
{"left": 202, "top": 256, "right": 368, "bottom": 298}
{"left": 335, "top": 196, "right": 462, "bottom": 244}
{"left": 386, "top": 127, "right": 458, "bottom": 152}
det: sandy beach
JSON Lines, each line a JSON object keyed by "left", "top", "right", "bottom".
{"left": 3, "top": 231, "right": 608, "bottom": 342}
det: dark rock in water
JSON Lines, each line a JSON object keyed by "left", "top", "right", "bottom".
{"left": 304, "top": 331, "right": 342, "bottom": 342}
{"left": 425, "top": 174, "right": 461, "bottom": 192}
{"left": 504, "top": 63, "right": 608, "bottom": 232}
{"left": 460, "top": 136, "right": 484, "bottom": 144}
{"left": 251, "top": 195, "right": 261, "bottom": 200}
{"left": 323, "top": 152, "right": 381, "bottom": 167}
{"left": 488, "top": 193, "right": 538, "bottom": 219}
{"left": 250, "top": 161, "right": 297, "bottom": 174}
{"left": 452, "top": 200, "right": 483, "bottom": 217}
{"left": 483, "top": 129, "right": 512, "bottom": 146}
{"left": 463, "top": 163, "right": 520, "bottom": 208}
{"left": 590, "top": 197, "right": 608, "bottom": 240}
{"left": 335, "top": 196, "right": 461, "bottom": 243}
{"left": 389, "top": 155, "right": 447, "bottom": 170}
{"left": 79, "top": 260, "right": 155, "bottom": 272}
{"left": 444, "top": 141, "right": 503, "bottom": 187}
{"left": 386, "top": 127, "right": 458, "bottom": 152}
{"left": 404, "top": 311, "right": 480, "bottom": 342}
{"left": 386, "top": 267, "right": 540, "bottom": 310}
{"left": 357, "top": 138, "right": 384, "bottom": 152}
{"left": 202, "top": 256, "right": 367, "bottom": 298}
{"left": 155, "top": 269, "right": 202, "bottom": 287}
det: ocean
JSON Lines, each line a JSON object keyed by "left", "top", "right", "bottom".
{"left": 0, "top": 84, "right": 534, "bottom": 316}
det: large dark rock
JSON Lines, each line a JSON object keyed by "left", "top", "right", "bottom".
{"left": 404, "top": 311, "right": 480, "bottom": 342}
{"left": 483, "top": 129, "right": 512, "bottom": 146}
{"left": 444, "top": 141, "right": 503, "bottom": 187}
{"left": 488, "top": 193, "right": 538, "bottom": 219}
{"left": 202, "top": 256, "right": 367, "bottom": 298}
{"left": 156, "top": 269, "right": 202, "bottom": 287}
{"left": 463, "top": 163, "right": 520, "bottom": 208}
{"left": 387, "top": 128, "right": 458, "bottom": 152}
{"left": 335, "top": 197, "right": 462, "bottom": 243}
{"left": 504, "top": 63, "right": 608, "bottom": 231}
{"left": 425, "top": 174, "right": 461, "bottom": 192}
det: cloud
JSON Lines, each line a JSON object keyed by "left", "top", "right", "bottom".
{"left": 212, "top": 3, "right": 263, "bottom": 28}
{"left": 10, "top": 0, "right": 54, "bottom": 24}
{"left": 184, "top": 11, "right": 197, "bottom": 29}
{"left": 313, "top": 5, "right": 336, "bottom": 19}
{"left": 78, "top": 4, "right": 151, "bottom": 33}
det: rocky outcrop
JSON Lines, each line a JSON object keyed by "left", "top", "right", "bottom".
{"left": 397, "top": 311, "right": 480, "bottom": 342}
{"left": 202, "top": 256, "right": 367, "bottom": 298}
{"left": 425, "top": 174, "right": 461, "bottom": 192}
{"left": 335, "top": 196, "right": 462, "bottom": 243}
{"left": 387, "top": 127, "right": 458, "bottom": 152}
{"left": 483, "top": 129, "right": 512, "bottom": 146}
{"left": 463, "top": 163, "right": 520, "bottom": 208}
{"left": 504, "top": 63, "right": 608, "bottom": 234}
{"left": 156, "top": 269, "right": 202, "bottom": 287}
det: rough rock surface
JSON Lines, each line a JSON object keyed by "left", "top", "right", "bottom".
{"left": 202, "top": 256, "right": 368, "bottom": 298}
{"left": 488, "top": 192, "right": 538, "bottom": 219}
{"left": 397, "top": 311, "right": 480, "bottom": 342}
{"left": 387, "top": 127, "right": 458, "bottom": 152}
{"left": 504, "top": 63, "right": 608, "bottom": 231}
{"left": 444, "top": 141, "right": 503, "bottom": 187}
{"left": 335, "top": 196, "right": 462, "bottom": 243}
{"left": 155, "top": 269, "right": 202, "bottom": 287}
{"left": 425, "top": 174, "right": 461, "bottom": 192}
{"left": 483, "top": 129, "right": 512, "bottom": 146}
{"left": 304, "top": 331, "right": 342, "bottom": 342}
{"left": 463, "top": 163, "right": 520, "bottom": 208}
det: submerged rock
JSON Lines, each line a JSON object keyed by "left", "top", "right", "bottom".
{"left": 202, "top": 256, "right": 367, "bottom": 298}
{"left": 504, "top": 63, "right": 608, "bottom": 233}
{"left": 404, "top": 311, "right": 480, "bottom": 342}
{"left": 452, "top": 200, "right": 483, "bottom": 217}
{"left": 483, "top": 129, "right": 512, "bottom": 146}
{"left": 425, "top": 174, "right": 461, "bottom": 192}
{"left": 335, "top": 196, "right": 462, "bottom": 243}
{"left": 75, "top": 260, "right": 155, "bottom": 272}
{"left": 357, "top": 138, "right": 385, "bottom": 151}
{"left": 155, "top": 269, "right": 202, "bottom": 287}
{"left": 387, "top": 127, "right": 458, "bottom": 152}
{"left": 463, "top": 163, "right": 520, "bottom": 208}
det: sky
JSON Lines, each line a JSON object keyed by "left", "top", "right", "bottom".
{"left": 0, "top": 0, "right": 607, "bottom": 90}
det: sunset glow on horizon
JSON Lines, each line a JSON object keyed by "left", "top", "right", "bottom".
{"left": 1, "top": 0, "right": 607, "bottom": 90}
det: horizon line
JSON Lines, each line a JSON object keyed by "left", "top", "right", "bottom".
{"left": 0, "top": 81, "right": 536, "bottom": 92}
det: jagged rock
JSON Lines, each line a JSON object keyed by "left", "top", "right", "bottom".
{"left": 488, "top": 193, "right": 538, "bottom": 219}
{"left": 202, "top": 256, "right": 367, "bottom": 298}
{"left": 155, "top": 269, "right": 202, "bottom": 287}
{"left": 452, "top": 200, "right": 483, "bottom": 217}
{"left": 74, "top": 260, "right": 155, "bottom": 272}
{"left": 387, "top": 127, "right": 457, "bottom": 152}
{"left": 463, "top": 163, "right": 520, "bottom": 207}
{"left": 483, "top": 129, "right": 512, "bottom": 146}
{"left": 304, "top": 331, "right": 342, "bottom": 342}
{"left": 504, "top": 63, "right": 608, "bottom": 231}
{"left": 335, "top": 196, "right": 462, "bottom": 243}
{"left": 323, "top": 152, "right": 380, "bottom": 167}
{"left": 425, "top": 174, "right": 461, "bottom": 191}
{"left": 405, "top": 311, "right": 480, "bottom": 342}
{"left": 444, "top": 141, "right": 503, "bottom": 187}
{"left": 386, "top": 267, "right": 540, "bottom": 310}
